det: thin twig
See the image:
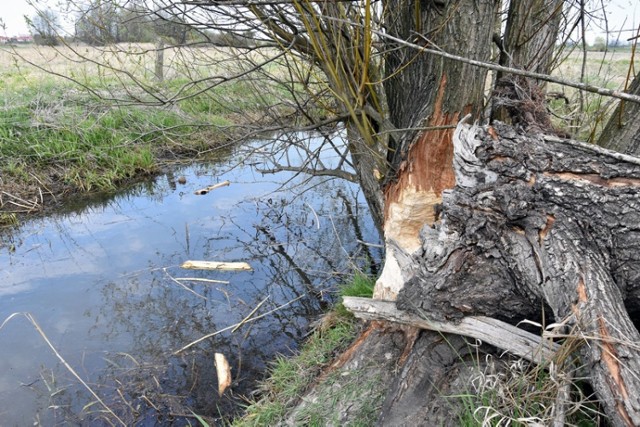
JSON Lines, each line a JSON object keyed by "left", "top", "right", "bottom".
{"left": 163, "top": 268, "right": 207, "bottom": 300}
{"left": 174, "top": 295, "right": 304, "bottom": 354}
{"left": 174, "top": 277, "right": 230, "bottom": 284}
{"left": 305, "top": 202, "right": 320, "bottom": 230}
{"left": 1, "top": 313, "right": 126, "bottom": 426}
{"left": 232, "top": 296, "right": 270, "bottom": 333}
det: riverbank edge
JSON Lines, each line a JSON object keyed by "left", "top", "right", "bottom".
{"left": 231, "top": 274, "right": 390, "bottom": 427}
{"left": 0, "top": 107, "right": 288, "bottom": 227}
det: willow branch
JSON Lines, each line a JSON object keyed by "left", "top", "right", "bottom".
{"left": 364, "top": 28, "right": 640, "bottom": 105}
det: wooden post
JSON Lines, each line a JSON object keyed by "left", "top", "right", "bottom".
{"left": 155, "top": 38, "right": 164, "bottom": 82}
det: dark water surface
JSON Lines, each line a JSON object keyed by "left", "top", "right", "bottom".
{"left": 0, "top": 135, "right": 380, "bottom": 425}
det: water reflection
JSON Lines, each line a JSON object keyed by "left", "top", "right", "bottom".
{"left": 0, "top": 133, "right": 381, "bottom": 425}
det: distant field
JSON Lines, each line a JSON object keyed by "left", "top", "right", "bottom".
{"left": 1, "top": 43, "right": 635, "bottom": 91}
{"left": 0, "top": 43, "right": 277, "bottom": 86}
{"left": 549, "top": 49, "right": 638, "bottom": 140}
{"left": 554, "top": 49, "right": 636, "bottom": 87}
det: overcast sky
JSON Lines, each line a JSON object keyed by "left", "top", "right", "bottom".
{"left": 0, "top": 0, "right": 638, "bottom": 44}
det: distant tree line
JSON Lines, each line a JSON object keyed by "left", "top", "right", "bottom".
{"left": 29, "top": 8, "right": 60, "bottom": 46}
{"left": 31, "top": 1, "right": 256, "bottom": 47}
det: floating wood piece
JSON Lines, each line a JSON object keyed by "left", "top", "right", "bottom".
{"left": 174, "top": 277, "right": 230, "bottom": 284}
{"left": 214, "top": 353, "right": 232, "bottom": 396}
{"left": 181, "top": 260, "right": 252, "bottom": 271}
{"left": 194, "top": 180, "right": 230, "bottom": 195}
{"left": 342, "top": 297, "right": 558, "bottom": 365}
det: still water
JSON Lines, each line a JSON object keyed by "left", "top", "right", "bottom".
{"left": 0, "top": 134, "right": 380, "bottom": 425}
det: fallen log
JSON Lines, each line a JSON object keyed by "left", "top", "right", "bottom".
{"left": 343, "top": 296, "right": 558, "bottom": 364}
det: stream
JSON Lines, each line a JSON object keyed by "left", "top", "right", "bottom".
{"left": 0, "top": 133, "right": 381, "bottom": 425}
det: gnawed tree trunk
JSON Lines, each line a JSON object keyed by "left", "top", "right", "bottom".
{"left": 375, "top": 0, "right": 497, "bottom": 300}
{"left": 381, "top": 121, "right": 640, "bottom": 426}
{"left": 597, "top": 71, "right": 640, "bottom": 155}
{"left": 282, "top": 322, "right": 414, "bottom": 425}
{"left": 283, "top": 120, "right": 640, "bottom": 425}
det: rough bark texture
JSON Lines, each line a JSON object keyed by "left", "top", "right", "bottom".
{"left": 377, "top": 331, "right": 503, "bottom": 427}
{"left": 492, "top": 0, "right": 563, "bottom": 124}
{"left": 384, "top": 0, "right": 496, "bottom": 150}
{"left": 375, "top": 0, "right": 497, "bottom": 300}
{"left": 395, "top": 121, "right": 640, "bottom": 426}
{"left": 597, "top": 71, "right": 640, "bottom": 156}
{"left": 500, "top": 0, "right": 563, "bottom": 76}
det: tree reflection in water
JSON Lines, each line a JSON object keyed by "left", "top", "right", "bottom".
{"left": 0, "top": 134, "right": 381, "bottom": 424}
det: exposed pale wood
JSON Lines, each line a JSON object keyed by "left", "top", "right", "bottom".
{"left": 174, "top": 277, "right": 230, "bottom": 284}
{"left": 376, "top": 0, "right": 497, "bottom": 300}
{"left": 180, "top": 260, "right": 252, "bottom": 271}
{"left": 343, "top": 297, "right": 558, "bottom": 365}
{"left": 214, "top": 353, "right": 231, "bottom": 396}
{"left": 193, "top": 180, "right": 230, "bottom": 195}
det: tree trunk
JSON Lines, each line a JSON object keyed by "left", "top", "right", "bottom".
{"left": 388, "top": 121, "right": 640, "bottom": 426}
{"left": 492, "top": 0, "right": 563, "bottom": 124}
{"left": 597, "top": 71, "right": 640, "bottom": 155}
{"left": 500, "top": 0, "right": 563, "bottom": 77}
{"left": 375, "top": 0, "right": 497, "bottom": 300}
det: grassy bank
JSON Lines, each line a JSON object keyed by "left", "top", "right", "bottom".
{"left": 0, "top": 44, "right": 296, "bottom": 217}
{"left": 233, "top": 273, "right": 377, "bottom": 427}
{"left": 1, "top": 44, "right": 636, "bottom": 219}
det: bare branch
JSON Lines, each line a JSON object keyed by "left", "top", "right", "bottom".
{"left": 377, "top": 30, "right": 640, "bottom": 105}
{"left": 256, "top": 165, "right": 358, "bottom": 182}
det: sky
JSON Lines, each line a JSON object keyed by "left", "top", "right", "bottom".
{"left": 0, "top": 0, "right": 638, "bottom": 44}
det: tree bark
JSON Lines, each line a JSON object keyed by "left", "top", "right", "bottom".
{"left": 375, "top": 0, "right": 497, "bottom": 300}
{"left": 391, "top": 121, "right": 640, "bottom": 426}
{"left": 500, "top": 0, "right": 563, "bottom": 77}
{"left": 492, "top": 0, "right": 563, "bottom": 125}
{"left": 597, "top": 71, "right": 640, "bottom": 155}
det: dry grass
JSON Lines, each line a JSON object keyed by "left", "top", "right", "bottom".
{"left": 0, "top": 43, "right": 283, "bottom": 90}
{"left": 549, "top": 49, "right": 638, "bottom": 140}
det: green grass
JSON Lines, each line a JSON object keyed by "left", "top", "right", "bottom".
{"left": 233, "top": 273, "right": 375, "bottom": 426}
{"left": 0, "top": 44, "right": 312, "bottom": 210}
{"left": 0, "top": 69, "right": 295, "bottom": 207}
{"left": 334, "top": 272, "right": 376, "bottom": 318}
{"left": 0, "top": 92, "right": 168, "bottom": 192}
{"left": 236, "top": 320, "right": 358, "bottom": 426}
{"left": 0, "top": 213, "right": 19, "bottom": 227}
